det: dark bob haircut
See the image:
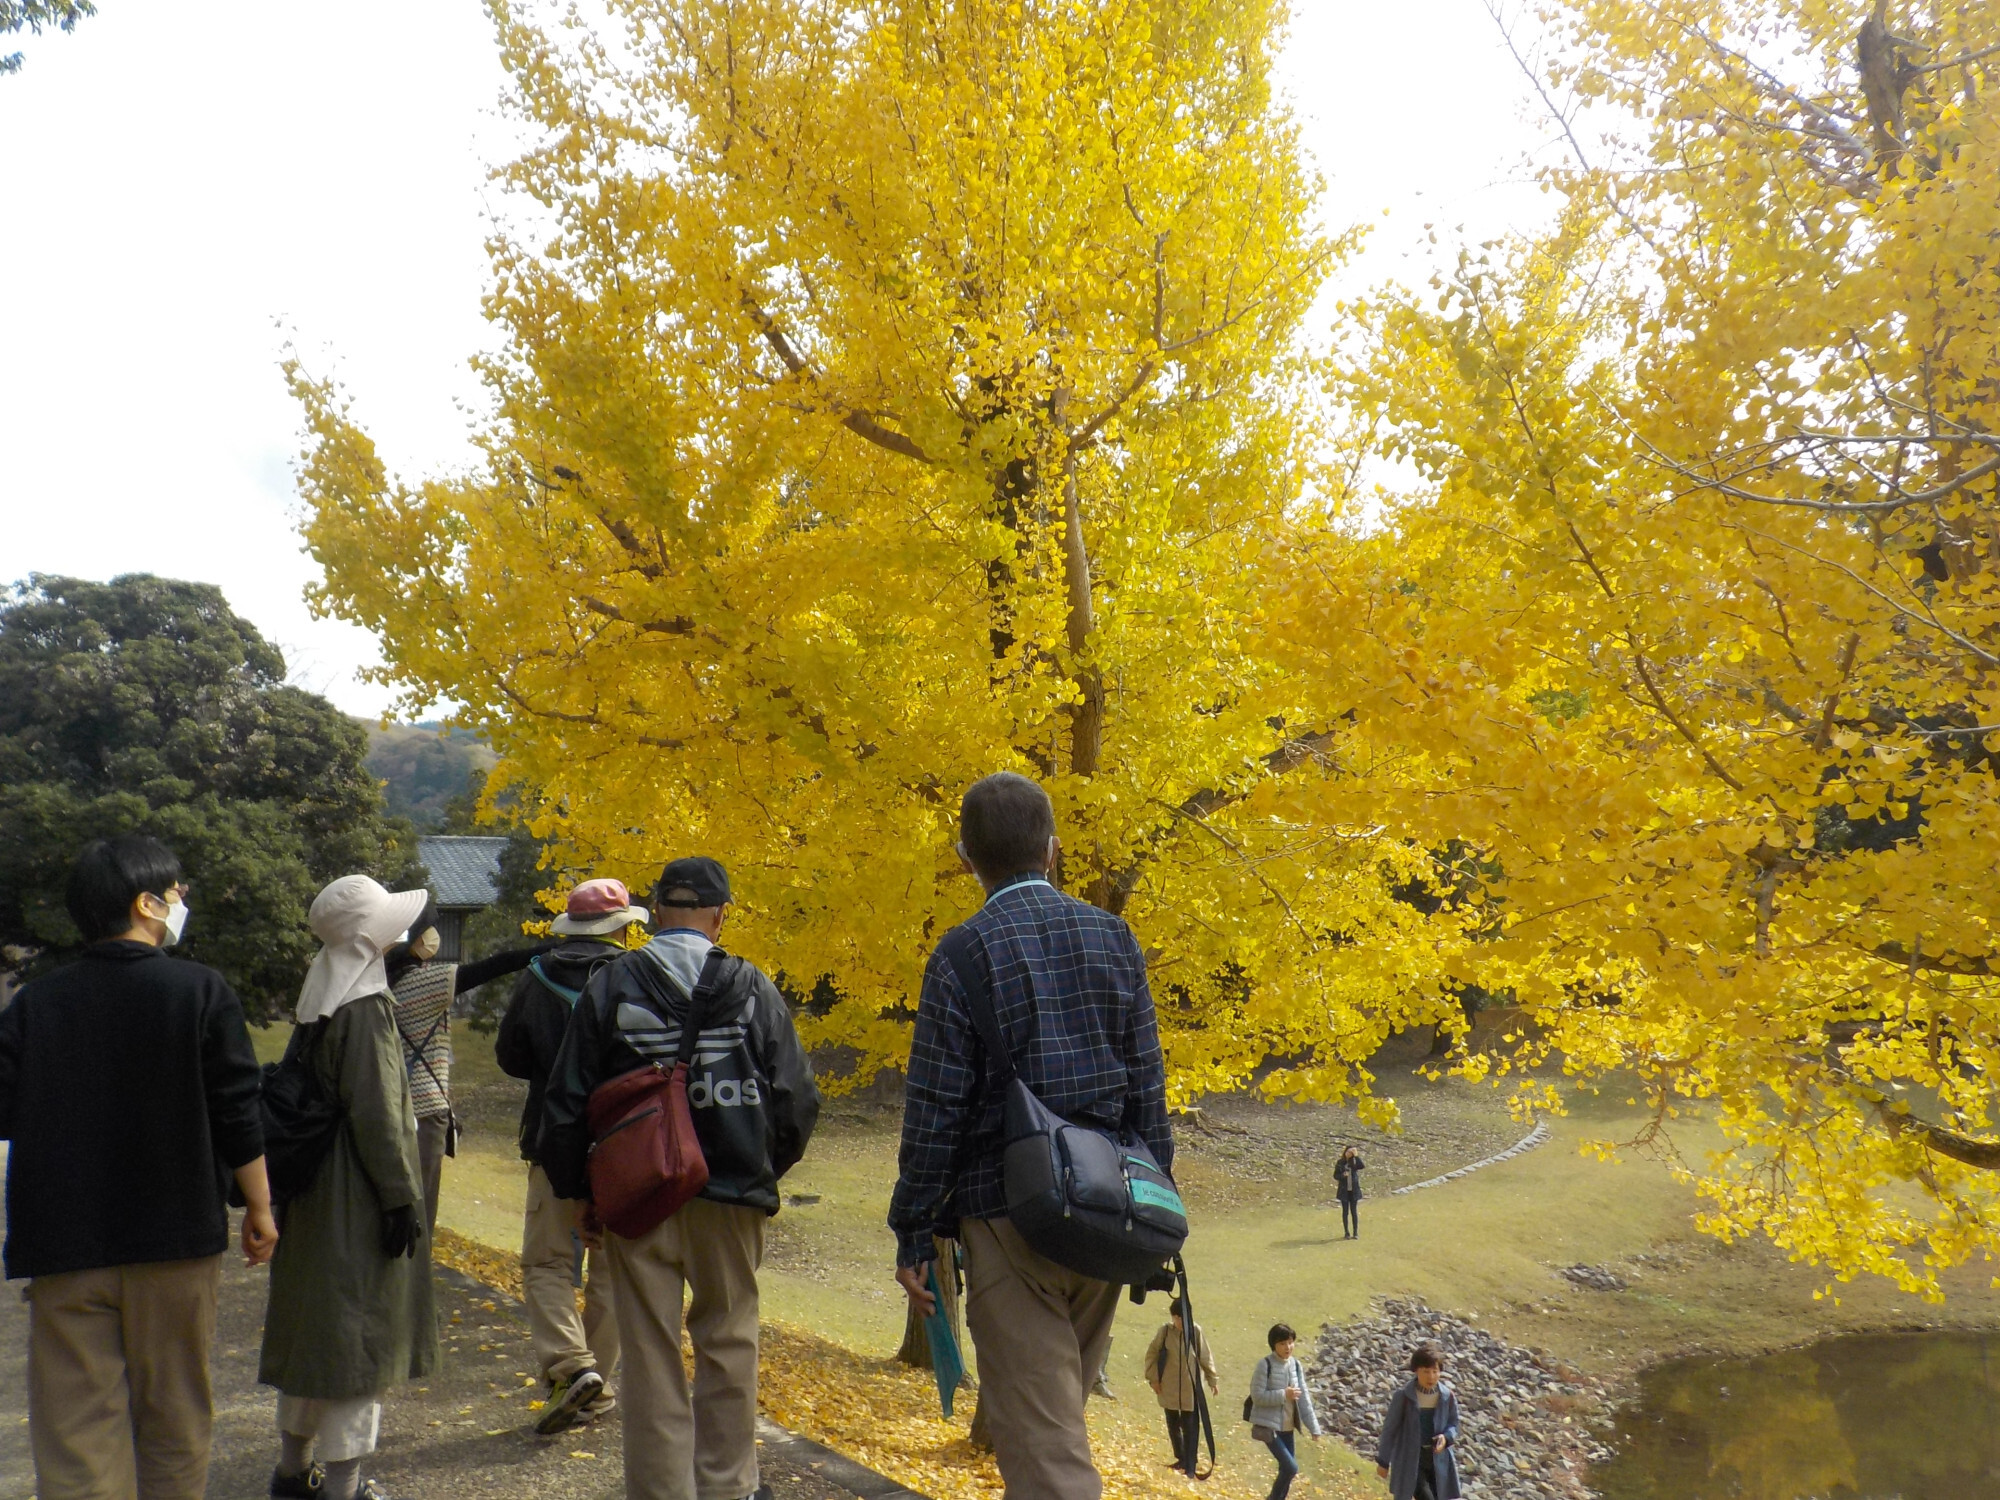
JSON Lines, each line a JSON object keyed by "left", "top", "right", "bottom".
{"left": 1267, "top": 1323, "right": 1296, "bottom": 1349}
{"left": 959, "top": 772, "right": 1055, "bottom": 881}
{"left": 66, "top": 835, "right": 183, "bottom": 943}
{"left": 1409, "top": 1343, "right": 1444, "bottom": 1372}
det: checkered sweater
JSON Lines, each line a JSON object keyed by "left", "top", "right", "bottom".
{"left": 888, "top": 877, "right": 1173, "bottom": 1267}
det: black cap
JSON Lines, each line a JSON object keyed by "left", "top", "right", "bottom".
{"left": 654, "top": 856, "right": 731, "bottom": 909}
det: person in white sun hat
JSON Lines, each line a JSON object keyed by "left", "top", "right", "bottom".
{"left": 259, "top": 875, "right": 438, "bottom": 1500}
{"left": 496, "top": 876, "right": 650, "bottom": 1435}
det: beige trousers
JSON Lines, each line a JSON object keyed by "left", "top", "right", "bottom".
{"left": 603, "top": 1196, "right": 765, "bottom": 1500}
{"left": 27, "top": 1255, "right": 223, "bottom": 1500}
{"left": 961, "top": 1217, "right": 1121, "bottom": 1500}
{"left": 275, "top": 1395, "right": 382, "bottom": 1462}
{"left": 522, "top": 1164, "right": 620, "bottom": 1384}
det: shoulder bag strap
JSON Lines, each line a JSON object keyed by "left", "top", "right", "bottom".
{"left": 528, "top": 956, "right": 584, "bottom": 1006}
{"left": 938, "top": 925, "right": 1016, "bottom": 1083}
{"left": 674, "top": 945, "right": 732, "bottom": 1069}
{"left": 394, "top": 977, "right": 454, "bottom": 1106}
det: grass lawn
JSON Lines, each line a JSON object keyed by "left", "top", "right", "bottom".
{"left": 255, "top": 1021, "right": 2000, "bottom": 1499}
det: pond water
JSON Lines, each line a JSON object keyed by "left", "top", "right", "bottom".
{"left": 1589, "top": 1330, "right": 2000, "bottom": 1500}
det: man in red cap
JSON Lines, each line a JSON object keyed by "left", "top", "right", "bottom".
{"left": 495, "top": 877, "right": 648, "bottom": 1435}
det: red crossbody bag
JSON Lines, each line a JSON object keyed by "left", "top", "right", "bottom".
{"left": 584, "top": 946, "right": 730, "bottom": 1238}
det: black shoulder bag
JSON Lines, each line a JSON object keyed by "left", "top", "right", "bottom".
{"left": 937, "top": 924, "right": 1187, "bottom": 1286}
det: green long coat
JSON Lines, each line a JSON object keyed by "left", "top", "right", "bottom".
{"left": 258, "top": 991, "right": 439, "bottom": 1399}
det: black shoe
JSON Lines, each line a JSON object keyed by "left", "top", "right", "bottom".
{"left": 535, "top": 1367, "right": 606, "bottom": 1436}
{"left": 270, "top": 1465, "right": 324, "bottom": 1499}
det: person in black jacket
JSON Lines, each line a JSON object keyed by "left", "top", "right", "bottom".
{"left": 0, "top": 836, "right": 275, "bottom": 1500}
{"left": 540, "top": 857, "right": 820, "bottom": 1500}
{"left": 1335, "top": 1145, "right": 1366, "bottom": 1239}
{"left": 494, "top": 877, "right": 645, "bottom": 1435}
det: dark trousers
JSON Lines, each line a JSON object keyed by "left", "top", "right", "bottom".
{"left": 1163, "top": 1408, "right": 1195, "bottom": 1470}
{"left": 1414, "top": 1449, "right": 1439, "bottom": 1500}
{"left": 1340, "top": 1195, "right": 1360, "bottom": 1237}
{"left": 1264, "top": 1429, "right": 1298, "bottom": 1500}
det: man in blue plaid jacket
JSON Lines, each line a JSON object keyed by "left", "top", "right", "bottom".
{"left": 888, "top": 772, "right": 1173, "bottom": 1499}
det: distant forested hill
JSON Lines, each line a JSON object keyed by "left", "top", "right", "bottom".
{"left": 362, "top": 722, "right": 497, "bottom": 830}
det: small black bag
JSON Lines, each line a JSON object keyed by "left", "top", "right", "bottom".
{"left": 259, "top": 1019, "right": 345, "bottom": 1204}
{"left": 939, "top": 925, "right": 1187, "bottom": 1286}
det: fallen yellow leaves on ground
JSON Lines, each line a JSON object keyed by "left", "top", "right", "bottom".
{"left": 434, "top": 1229, "right": 1363, "bottom": 1499}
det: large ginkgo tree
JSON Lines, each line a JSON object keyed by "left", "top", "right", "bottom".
{"left": 1287, "top": 0, "right": 2000, "bottom": 1289}
{"left": 298, "top": 0, "right": 1472, "bottom": 1095}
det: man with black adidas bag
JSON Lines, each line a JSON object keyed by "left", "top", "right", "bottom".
{"left": 889, "top": 773, "right": 1180, "bottom": 1500}
{"left": 495, "top": 877, "right": 648, "bottom": 1434}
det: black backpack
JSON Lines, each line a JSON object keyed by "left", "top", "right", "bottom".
{"left": 259, "top": 1019, "right": 345, "bottom": 1204}
{"left": 939, "top": 924, "right": 1187, "bottom": 1285}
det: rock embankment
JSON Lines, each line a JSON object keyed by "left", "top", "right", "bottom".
{"left": 1307, "top": 1297, "right": 1618, "bottom": 1500}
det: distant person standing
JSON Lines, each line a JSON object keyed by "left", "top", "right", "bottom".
{"left": 1335, "top": 1145, "right": 1366, "bottom": 1239}
{"left": 0, "top": 835, "right": 276, "bottom": 1500}
{"left": 495, "top": 878, "right": 647, "bottom": 1435}
{"left": 385, "top": 893, "right": 549, "bottom": 1234}
{"left": 261, "top": 876, "right": 439, "bottom": 1500}
{"left": 540, "top": 857, "right": 820, "bottom": 1500}
{"left": 1375, "top": 1344, "right": 1462, "bottom": 1500}
{"left": 1247, "top": 1323, "right": 1322, "bottom": 1500}
{"left": 1143, "top": 1299, "right": 1217, "bottom": 1475}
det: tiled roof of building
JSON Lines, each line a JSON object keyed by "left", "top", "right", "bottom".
{"left": 417, "top": 836, "right": 509, "bottom": 909}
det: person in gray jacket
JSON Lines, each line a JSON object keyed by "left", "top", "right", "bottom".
{"left": 1374, "top": 1344, "right": 1462, "bottom": 1500}
{"left": 1247, "top": 1323, "right": 1321, "bottom": 1500}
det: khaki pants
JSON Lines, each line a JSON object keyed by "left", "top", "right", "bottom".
{"left": 27, "top": 1255, "right": 224, "bottom": 1500}
{"left": 522, "top": 1164, "right": 620, "bottom": 1384}
{"left": 603, "top": 1197, "right": 764, "bottom": 1500}
{"left": 962, "top": 1217, "right": 1121, "bottom": 1500}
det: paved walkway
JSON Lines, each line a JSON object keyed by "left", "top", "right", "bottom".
{"left": 1, "top": 1244, "right": 910, "bottom": 1500}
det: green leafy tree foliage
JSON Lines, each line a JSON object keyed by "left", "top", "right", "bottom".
{"left": 0, "top": 574, "right": 423, "bottom": 1019}
{"left": 1, "top": 1, "right": 94, "bottom": 76}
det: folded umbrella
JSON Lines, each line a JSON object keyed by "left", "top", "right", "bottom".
{"left": 923, "top": 1260, "right": 966, "bottom": 1418}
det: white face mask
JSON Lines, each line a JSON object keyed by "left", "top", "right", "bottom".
{"left": 160, "top": 897, "right": 189, "bottom": 945}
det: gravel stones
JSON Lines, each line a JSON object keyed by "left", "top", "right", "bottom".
{"left": 1307, "top": 1296, "right": 1618, "bottom": 1500}
{"left": 1560, "top": 1264, "right": 1628, "bottom": 1292}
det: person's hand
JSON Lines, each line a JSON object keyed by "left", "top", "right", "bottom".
{"left": 895, "top": 1262, "right": 937, "bottom": 1317}
{"left": 240, "top": 1203, "right": 279, "bottom": 1266}
{"left": 380, "top": 1204, "right": 421, "bottom": 1259}
{"left": 1207, "top": 1377, "right": 1220, "bottom": 1395}
{"left": 1286, "top": 1384, "right": 1302, "bottom": 1400}
{"left": 577, "top": 1201, "right": 604, "bottom": 1250}
{"left": 1433, "top": 1434, "right": 1447, "bottom": 1454}
{"left": 1377, "top": 1465, "right": 1390, "bottom": 1482}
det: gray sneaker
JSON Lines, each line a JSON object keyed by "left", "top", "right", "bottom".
{"left": 535, "top": 1368, "right": 606, "bottom": 1436}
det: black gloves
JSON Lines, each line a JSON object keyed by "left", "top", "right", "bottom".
{"left": 380, "top": 1204, "right": 422, "bottom": 1259}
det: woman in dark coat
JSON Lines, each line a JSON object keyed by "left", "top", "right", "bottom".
{"left": 261, "top": 876, "right": 440, "bottom": 1500}
{"left": 1375, "top": 1344, "right": 1462, "bottom": 1500}
{"left": 1335, "top": 1145, "right": 1366, "bottom": 1239}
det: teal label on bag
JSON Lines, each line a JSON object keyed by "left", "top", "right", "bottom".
{"left": 1129, "top": 1179, "right": 1186, "bottom": 1216}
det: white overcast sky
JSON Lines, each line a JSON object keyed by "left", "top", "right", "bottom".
{"left": 0, "top": 1, "right": 1559, "bottom": 718}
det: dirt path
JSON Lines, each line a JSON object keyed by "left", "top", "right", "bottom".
{"left": 0, "top": 1237, "right": 910, "bottom": 1500}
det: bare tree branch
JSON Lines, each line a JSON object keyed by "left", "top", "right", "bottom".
{"left": 741, "top": 296, "right": 933, "bottom": 465}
